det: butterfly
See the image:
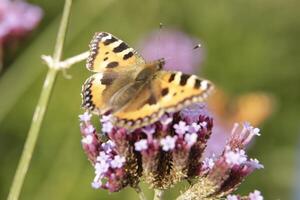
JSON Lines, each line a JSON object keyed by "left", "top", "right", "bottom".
{"left": 81, "top": 32, "right": 214, "bottom": 130}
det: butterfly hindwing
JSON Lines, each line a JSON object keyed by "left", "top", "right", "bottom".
{"left": 81, "top": 72, "right": 118, "bottom": 114}
{"left": 82, "top": 70, "right": 143, "bottom": 114}
{"left": 86, "top": 32, "right": 145, "bottom": 72}
{"left": 113, "top": 71, "right": 214, "bottom": 129}
{"left": 82, "top": 73, "right": 108, "bottom": 114}
{"left": 157, "top": 71, "right": 213, "bottom": 110}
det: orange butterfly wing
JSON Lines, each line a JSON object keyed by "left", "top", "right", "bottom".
{"left": 81, "top": 73, "right": 110, "bottom": 114}
{"left": 113, "top": 71, "right": 214, "bottom": 129}
{"left": 86, "top": 32, "right": 145, "bottom": 72}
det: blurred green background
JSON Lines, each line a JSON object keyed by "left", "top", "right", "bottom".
{"left": 1, "top": 0, "right": 300, "bottom": 199}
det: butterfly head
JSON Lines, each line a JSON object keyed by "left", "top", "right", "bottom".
{"left": 158, "top": 58, "right": 165, "bottom": 70}
{"left": 152, "top": 58, "right": 165, "bottom": 70}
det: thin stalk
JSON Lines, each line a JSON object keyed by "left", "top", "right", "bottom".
{"left": 7, "top": 68, "right": 57, "bottom": 200}
{"left": 0, "top": 44, "right": 3, "bottom": 73}
{"left": 52, "top": 0, "right": 72, "bottom": 62}
{"left": 154, "top": 189, "right": 164, "bottom": 200}
{"left": 58, "top": 51, "right": 89, "bottom": 69}
{"left": 134, "top": 186, "right": 148, "bottom": 200}
{"left": 7, "top": 1, "right": 73, "bottom": 200}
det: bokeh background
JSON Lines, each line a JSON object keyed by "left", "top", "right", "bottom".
{"left": 1, "top": 0, "right": 300, "bottom": 199}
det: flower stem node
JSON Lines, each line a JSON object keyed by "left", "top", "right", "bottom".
{"left": 41, "top": 51, "right": 89, "bottom": 71}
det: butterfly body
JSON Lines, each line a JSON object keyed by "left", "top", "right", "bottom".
{"left": 82, "top": 32, "right": 214, "bottom": 129}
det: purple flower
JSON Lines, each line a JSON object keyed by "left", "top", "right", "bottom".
{"left": 91, "top": 181, "right": 101, "bottom": 189}
{"left": 200, "top": 121, "right": 207, "bottom": 128}
{"left": 184, "top": 133, "right": 198, "bottom": 147}
{"left": 160, "top": 136, "right": 177, "bottom": 151}
{"left": 134, "top": 139, "right": 148, "bottom": 151}
{"left": 101, "top": 140, "right": 115, "bottom": 153}
{"left": 83, "top": 124, "right": 94, "bottom": 134}
{"left": 249, "top": 190, "right": 264, "bottom": 200}
{"left": 180, "top": 103, "right": 209, "bottom": 123}
{"left": 225, "top": 148, "right": 247, "bottom": 166}
{"left": 110, "top": 155, "right": 126, "bottom": 169}
{"left": 95, "top": 161, "right": 109, "bottom": 175}
{"left": 100, "top": 114, "right": 112, "bottom": 123}
{"left": 248, "top": 158, "right": 264, "bottom": 169}
{"left": 202, "top": 156, "right": 215, "bottom": 170}
{"left": 160, "top": 114, "right": 173, "bottom": 126}
{"left": 227, "top": 195, "right": 239, "bottom": 200}
{"left": 97, "top": 152, "right": 110, "bottom": 162}
{"left": 226, "top": 190, "right": 264, "bottom": 200}
{"left": 0, "top": 0, "right": 43, "bottom": 43}
{"left": 79, "top": 103, "right": 264, "bottom": 198}
{"left": 142, "top": 125, "right": 156, "bottom": 138}
{"left": 81, "top": 135, "right": 93, "bottom": 144}
{"left": 188, "top": 122, "right": 201, "bottom": 133}
{"left": 139, "top": 29, "right": 203, "bottom": 74}
{"left": 101, "top": 120, "right": 113, "bottom": 133}
{"left": 79, "top": 111, "right": 91, "bottom": 122}
{"left": 173, "top": 121, "right": 189, "bottom": 135}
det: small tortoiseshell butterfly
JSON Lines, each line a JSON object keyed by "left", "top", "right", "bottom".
{"left": 81, "top": 32, "right": 214, "bottom": 129}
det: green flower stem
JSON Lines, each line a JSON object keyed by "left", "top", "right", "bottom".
{"left": 0, "top": 44, "right": 3, "bottom": 73}
{"left": 52, "top": 0, "right": 72, "bottom": 62}
{"left": 134, "top": 186, "right": 148, "bottom": 200}
{"left": 7, "top": 68, "right": 58, "bottom": 200}
{"left": 154, "top": 189, "right": 164, "bottom": 200}
{"left": 7, "top": 0, "right": 73, "bottom": 199}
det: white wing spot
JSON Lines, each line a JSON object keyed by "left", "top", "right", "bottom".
{"left": 200, "top": 80, "right": 209, "bottom": 90}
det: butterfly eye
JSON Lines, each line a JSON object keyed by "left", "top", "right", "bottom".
{"left": 157, "top": 58, "right": 165, "bottom": 70}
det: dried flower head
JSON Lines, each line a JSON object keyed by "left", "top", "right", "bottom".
{"left": 79, "top": 103, "right": 263, "bottom": 199}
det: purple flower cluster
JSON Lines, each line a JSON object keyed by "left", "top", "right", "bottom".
{"left": 79, "top": 113, "right": 127, "bottom": 192}
{"left": 0, "top": 0, "right": 43, "bottom": 44}
{"left": 227, "top": 190, "right": 264, "bottom": 200}
{"left": 79, "top": 103, "right": 264, "bottom": 198}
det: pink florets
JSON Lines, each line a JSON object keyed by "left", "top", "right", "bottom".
{"left": 0, "top": 0, "right": 43, "bottom": 43}
{"left": 79, "top": 103, "right": 264, "bottom": 198}
{"left": 160, "top": 135, "right": 177, "bottom": 151}
{"left": 227, "top": 195, "right": 239, "bottom": 200}
{"left": 134, "top": 139, "right": 148, "bottom": 151}
{"left": 225, "top": 148, "right": 247, "bottom": 166}
{"left": 226, "top": 190, "right": 264, "bottom": 200}
{"left": 173, "top": 121, "right": 189, "bottom": 135}
{"left": 249, "top": 190, "right": 264, "bottom": 200}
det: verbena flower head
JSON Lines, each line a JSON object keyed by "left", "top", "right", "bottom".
{"left": 79, "top": 103, "right": 264, "bottom": 199}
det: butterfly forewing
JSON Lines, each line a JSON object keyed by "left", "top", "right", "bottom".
{"left": 86, "top": 32, "right": 145, "bottom": 72}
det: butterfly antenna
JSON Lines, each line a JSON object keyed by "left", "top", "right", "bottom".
{"left": 193, "top": 43, "right": 202, "bottom": 50}
{"left": 155, "top": 22, "right": 164, "bottom": 60}
{"left": 163, "top": 43, "right": 203, "bottom": 64}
